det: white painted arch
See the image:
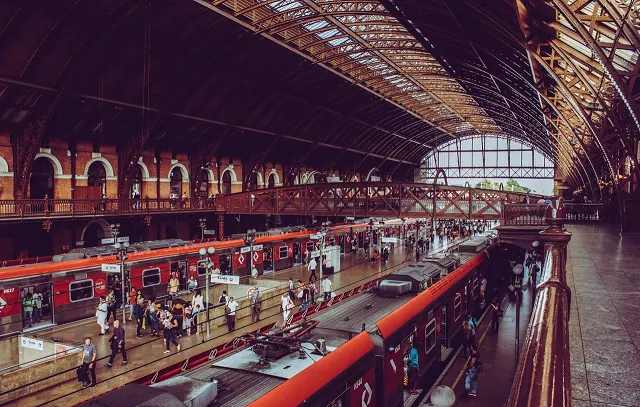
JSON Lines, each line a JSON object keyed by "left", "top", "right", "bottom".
{"left": 136, "top": 160, "right": 150, "bottom": 180}
{"left": 0, "top": 157, "right": 9, "bottom": 174}
{"left": 267, "top": 170, "right": 280, "bottom": 187}
{"left": 168, "top": 163, "right": 189, "bottom": 182}
{"left": 84, "top": 157, "right": 115, "bottom": 178}
{"left": 34, "top": 152, "right": 64, "bottom": 177}
{"left": 221, "top": 167, "right": 238, "bottom": 183}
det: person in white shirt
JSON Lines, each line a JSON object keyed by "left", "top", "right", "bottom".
{"left": 321, "top": 276, "right": 332, "bottom": 301}
{"left": 281, "top": 293, "right": 292, "bottom": 325}
{"left": 191, "top": 290, "right": 204, "bottom": 334}
{"left": 308, "top": 257, "right": 318, "bottom": 283}
{"left": 226, "top": 297, "right": 239, "bottom": 332}
{"left": 95, "top": 297, "right": 109, "bottom": 335}
{"left": 251, "top": 265, "right": 259, "bottom": 279}
{"left": 32, "top": 289, "right": 43, "bottom": 323}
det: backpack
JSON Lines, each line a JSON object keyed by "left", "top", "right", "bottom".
{"left": 476, "top": 359, "right": 485, "bottom": 374}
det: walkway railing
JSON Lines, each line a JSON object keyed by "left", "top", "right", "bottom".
{"left": 0, "top": 197, "right": 219, "bottom": 220}
{"left": 503, "top": 203, "right": 603, "bottom": 226}
{"left": 507, "top": 199, "right": 572, "bottom": 406}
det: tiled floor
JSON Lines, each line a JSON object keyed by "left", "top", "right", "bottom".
{"left": 567, "top": 224, "right": 640, "bottom": 407}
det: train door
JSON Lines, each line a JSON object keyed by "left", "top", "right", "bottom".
{"left": 358, "top": 232, "right": 364, "bottom": 249}
{"left": 170, "top": 261, "right": 187, "bottom": 291}
{"left": 401, "top": 331, "right": 417, "bottom": 403}
{"left": 263, "top": 246, "right": 274, "bottom": 274}
{"left": 219, "top": 254, "right": 232, "bottom": 275}
{"left": 339, "top": 235, "right": 345, "bottom": 253}
{"left": 440, "top": 304, "right": 448, "bottom": 358}
{"left": 293, "top": 242, "right": 302, "bottom": 265}
{"left": 19, "top": 283, "right": 54, "bottom": 330}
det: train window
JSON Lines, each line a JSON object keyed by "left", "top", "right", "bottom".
{"left": 473, "top": 278, "right": 479, "bottom": 299}
{"left": 142, "top": 268, "right": 161, "bottom": 287}
{"left": 454, "top": 293, "right": 462, "bottom": 321}
{"left": 425, "top": 318, "right": 437, "bottom": 354}
{"left": 197, "top": 261, "right": 208, "bottom": 276}
{"left": 69, "top": 280, "right": 94, "bottom": 302}
{"left": 279, "top": 246, "right": 288, "bottom": 259}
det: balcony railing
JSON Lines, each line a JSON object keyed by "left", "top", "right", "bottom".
{"left": 502, "top": 203, "right": 603, "bottom": 226}
{"left": 507, "top": 199, "right": 572, "bottom": 406}
{"left": 0, "top": 198, "right": 220, "bottom": 219}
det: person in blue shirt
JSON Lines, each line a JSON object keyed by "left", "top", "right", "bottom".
{"left": 408, "top": 345, "right": 420, "bottom": 395}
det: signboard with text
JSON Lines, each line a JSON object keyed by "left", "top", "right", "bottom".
{"left": 101, "top": 264, "right": 121, "bottom": 273}
{"left": 211, "top": 275, "right": 240, "bottom": 285}
{"left": 20, "top": 336, "right": 44, "bottom": 351}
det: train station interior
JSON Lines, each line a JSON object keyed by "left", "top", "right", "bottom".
{"left": 0, "top": 0, "right": 638, "bottom": 406}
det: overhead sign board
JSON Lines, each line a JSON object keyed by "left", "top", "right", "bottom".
{"left": 101, "top": 238, "right": 115, "bottom": 245}
{"left": 204, "top": 230, "right": 216, "bottom": 235}
{"left": 117, "top": 236, "right": 129, "bottom": 243}
{"left": 310, "top": 233, "right": 323, "bottom": 240}
{"left": 252, "top": 244, "right": 263, "bottom": 251}
{"left": 240, "top": 246, "right": 251, "bottom": 254}
{"left": 310, "top": 250, "right": 321, "bottom": 258}
{"left": 101, "top": 264, "right": 122, "bottom": 273}
{"left": 382, "top": 237, "right": 399, "bottom": 243}
{"left": 211, "top": 275, "right": 240, "bottom": 285}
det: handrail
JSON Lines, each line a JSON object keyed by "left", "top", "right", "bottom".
{"left": 507, "top": 198, "right": 572, "bottom": 407}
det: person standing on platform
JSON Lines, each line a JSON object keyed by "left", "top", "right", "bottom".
{"left": 464, "top": 343, "right": 480, "bottom": 397}
{"left": 133, "top": 300, "right": 145, "bottom": 339}
{"left": 466, "top": 312, "right": 478, "bottom": 343}
{"left": 168, "top": 275, "right": 180, "bottom": 297}
{"left": 95, "top": 296, "right": 108, "bottom": 335}
{"left": 462, "top": 319, "right": 473, "bottom": 359}
{"left": 251, "top": 265, "right": 259, "bottom": 279}
{"left": 22, "top": 293, "right": 34, "bottom": 328}
{"left": 251, "top": 285, "right": 261, "bottom": 322}
{"left": 308, "top": 257, "right": 318, "bottom": 283}
{"left": 322, "top": 276, "right": 332, "bottom": 301}
{"left": 288, "top": 279, "right": 296, "bottom": 302}
{"left": 281, "top": 293, "right": 293, "bottom": 325}
{"left": 408, "top": 343, "right": 420, "bottom": 395}
{"left": 219, "top": 290, "right": 229, "bottom": 305}
{"left": 490, "top": 298, "right": 501, "bottom": 334}
{"left": 226, "top": 296, "right": 239, "bottom": 331}
{"left": 32, "top": 288, "right": 43, "bottom": 323}
{"left": 106, "top": 320, "right": 127, "bottom": 367}
{"left": 80, "top": 336, "right": 97, "bottom": 388}
{"left": 191, "top": 291, "right": 204, "bottom": 334}
{"left": 128, "top": 287, "right": 137, "bottom": 321}
{"left": 162, "top": 311, "right": 180, "bottom": 354}
{"left": 105, "top": 289, "right": 117, "bottom": 324}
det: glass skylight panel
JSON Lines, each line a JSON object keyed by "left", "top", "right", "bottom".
{"left": 303, "top": 20, "right": 330, "bottom": 30}
{"left": 328, "top": 37, "right": 351, "bottom": 46}
{"left": 317, "top": 28, "right": 341, "bottom": 39}
{"left": 269, "top": 0, "right": 303, "bottom": 12}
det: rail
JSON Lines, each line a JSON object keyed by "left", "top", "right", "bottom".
{"left": 507, "top": 198, "right": 572, "bottom": 406}
{"left": 0, "top": 197, "right": 219, "bottom": 220}
{"left": 502, "top": 203, "right": 603, "bottom": 226}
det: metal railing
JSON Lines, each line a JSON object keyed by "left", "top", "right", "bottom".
{"left": 507, "top": 199, "right": 572, "bottom": 406}
{"left": 502, "top": 203, "right": 603, "bottom": 226}
{"left": 0, "top": 197, "right": 220, "bottom": 219}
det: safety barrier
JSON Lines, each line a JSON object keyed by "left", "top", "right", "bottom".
{"left": 507, "top": 198, "right": 572, "bottom": 406}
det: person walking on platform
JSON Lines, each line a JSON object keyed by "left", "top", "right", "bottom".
{"left": 490, "top": 298, "right": 501, "bottom": 334}
{"left": 226, "top": 296, "right": 239, "bottom": 332}
{"left": 464, "top": 343, "right": 481, "bottom": 397}
{"left": 408, "top": 343, "right": 420, "bottom": 395}
{"left": 95, "top": 296, "right": 108, "bottom": 335}
{"left": 80, "top": 336, "right": 97, "bottom": 388}
{"left": 322, "top": 276, "right": 332, "bottom": 301}
{"left": 162, "top": 311, "right": 180, "bottom": 354}
{"left": 133, "top": 300, "right": 145, "bottom": 338}
{"left": 462, "top": 319, "right": 473, "bottom": 359}
{"left": 308, "top": 257, "right": 318, "bottom": 283}
{"left": 106, "top": 320, "right": 127, "bottom": 367}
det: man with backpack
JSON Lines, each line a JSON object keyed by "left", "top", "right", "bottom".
{"left": 464, "top": 343, "right": 482, "bottom": 397}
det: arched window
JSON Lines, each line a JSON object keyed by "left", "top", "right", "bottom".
{"left": 268, "top": 173, "right": 276, "bottom": 188}
{"left": 170, "top": 168, "right": 182, "bottom": 198}
{"left": 88, "top": 161, "right": 107, "bottom": 197}
{"left": 130, "top": 165, "right": 143, "bottom": 198}
{"left": 221, "top": 170, "right": 232, "bottom": 195}
{"left": 30, "top": 157, "right": 55, "bottom": 199}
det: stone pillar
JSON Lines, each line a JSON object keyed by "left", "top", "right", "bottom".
{"left": 218, "top": 214, "right": 224, "bottom": 239}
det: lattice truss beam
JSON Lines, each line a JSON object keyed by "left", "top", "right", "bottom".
{"left": 200, "top": 0, "right": 502, "bottom": 136}
{"left": 527, "top": 0, "right": 640, "bottom": 191}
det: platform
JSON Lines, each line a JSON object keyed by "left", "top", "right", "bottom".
{"left": 566, "top": 224, "right": 640, "bottom": 407}
{"left": 427, "top": 264, "right": 535, "bottom": 406}
{"left": 1, "top": 236, "right": 459, "bottom": 407}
